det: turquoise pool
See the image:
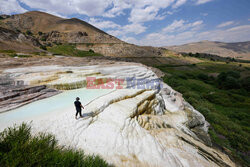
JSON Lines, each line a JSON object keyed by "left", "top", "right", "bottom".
{"left": 0, "top": 88, "right": 112, "bottom": 129}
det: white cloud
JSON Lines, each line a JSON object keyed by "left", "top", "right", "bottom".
{"left": 192, "top": 20, "right": 203, "bottom": 26}
{"left": 163, "top": 20, "right": 185, "bottom": 32}
{"left": 19, "top": 0, "right": 113, "bottom": 16}
{"left": 0, "top": 0, "right": 27, "bottom": 14}
{"left": 14, "top": 0, "right": 181, "bottom": 22}
{"left": 121, "top": 36, "right": 139, "bottom": 44}
{"left": 112, "top": 19, "right": 204, "bottom": 46}
{"left": 123, "top": 23, "right": 147, "bottom": 34}
{"left": 196, "top": 0, "right": 214, "bottom": 5}
{"left": 103, "top": 0, "right": 131, "bottom": 17}
{"left": 107, "top": 30, "right": 123, "bottom": 37}
{"left": 107, "top": 23, "right": 147, "bottom": 36}
{"left": 122, "top": 19, "right": 204, "bottom": 46}
{"left": 137, "top": 30, "right": 197, "bottom": 46}
{"left": 88, "top": 18, "right": 120, "bottom": 29}
{"left": 131, "top": 24, "right": 250, "bottom": 47}
{"left": 142, "top": 33, "right": 170, "bottom": 46}
{"left": 0, "top": 0, "right": 191, "bottom": 34}
{"left": 173, "top": 0, "right": 187, "bottom": 8}
{"left": 163, "top": 19, "right": 203, "bottom": 32}
{"left": 217, "top": 21, "right": 234, "bottom": 28}
{"left": 42, "top": 10, "right": 67, "bottom": 18}
{"left": 129, "top": 6, "right": 159, "bottom": 23}
{"left": 128, "top": 1, "right": 172, "bottom": 23}
{"left": 201, "top": 13, "right": 208, "bottom": 16}
{"left": 167, "top": 11, "right": 174, "bottom": 15}
{"left": 198, "top": 25, "right": 250, "bottom": 42}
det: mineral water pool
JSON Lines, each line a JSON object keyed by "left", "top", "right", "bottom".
{"left": 0, "top": 88, "right": 113, "bottom": 130}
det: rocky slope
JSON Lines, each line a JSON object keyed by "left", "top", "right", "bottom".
{"left": 0, "top": 58, "right": 236, "bottom": 167}
{"left": 0, "top": 11, "right": 166, "bottom": 57}
{"left": 0, "top": 11, "right": 120, "bottom": 44}
{"left": 77, "top": 43, "right": 163, "bottom": 57}
{"left": 0, "top": 84, "right": 59, "bottom": 113}
{"left": 165, "top": 40, "right": 250, "bottom": 60}
{"left": 0, "top": 27, "right": 42, "bottom": 52}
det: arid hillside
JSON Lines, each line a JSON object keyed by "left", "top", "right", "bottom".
{"left": 0, "top": 11, "right": 120, "bottom": 44}
{"left": 0, "top": 11, "right": 166, "bottom": 57}
{"left": 165, "top": 40, "right": 250, "bottom": 60}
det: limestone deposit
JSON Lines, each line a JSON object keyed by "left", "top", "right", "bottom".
{"left": 0, "top": 62, "right": 235, "bottom": 167}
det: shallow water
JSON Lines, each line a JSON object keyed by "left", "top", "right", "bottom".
{"left": 0, "top": 88, "right": 112, "bottom": 129}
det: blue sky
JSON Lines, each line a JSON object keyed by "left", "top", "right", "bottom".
{"left": 1, "top": 0, "right": 250, "bottom": 46}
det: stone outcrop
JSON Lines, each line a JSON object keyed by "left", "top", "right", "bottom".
{"left": 0, "top": 27, "right": 42, "bottom": 52}
{"left": 77, "top": 43, "right": 164, "bottom": 57}
{"left": 38, "top": 30, "right": 120, "bottom": 44}
{"left": 0, "top": 27, "right": 40, "bottom": 46}
{"left": 0, "top": 74, "right": 59, "bottom": 113}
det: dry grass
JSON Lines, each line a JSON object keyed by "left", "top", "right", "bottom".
{"left": 29, "top": 75, "right": 60, "bottom": 85}
{"left": 49, "top": 80, "right": 87, "bottom": 90}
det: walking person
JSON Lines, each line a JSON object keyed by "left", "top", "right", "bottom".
{"left": 74, "top": 97, "right": 84, "bottom": 119}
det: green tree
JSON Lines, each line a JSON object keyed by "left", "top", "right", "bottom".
{"left": 38, "top": 31, "right": 43, "bottom": 36}
{"left": 26, "top": 30, "right": 32, "bottom": 35}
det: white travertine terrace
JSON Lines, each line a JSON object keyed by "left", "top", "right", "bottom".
{"left": 1, "top": 63, "right": 235, "bottom": 167}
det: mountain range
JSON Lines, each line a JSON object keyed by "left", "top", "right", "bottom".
{"left": 165, "top": 40, "right": 250, "bottom": 60}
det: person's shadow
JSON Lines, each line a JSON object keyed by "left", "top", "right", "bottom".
{"left": 80, "top": 112, "right": 95, "bottom": 120}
